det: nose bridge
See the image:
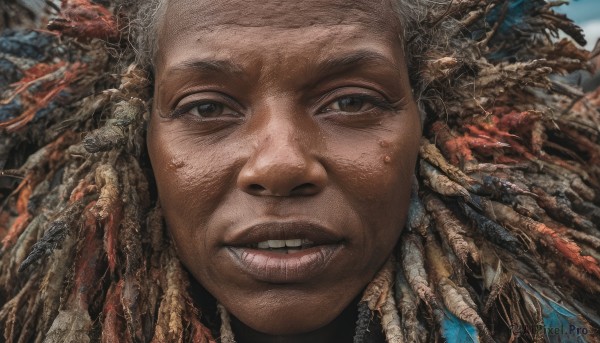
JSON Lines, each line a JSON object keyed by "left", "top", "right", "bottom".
{"left": 261, "top": 112, "right": 305, "bottom": 158}
{"left": 237, "top": 101, "right": 327, "bottom": 197}
{"left": 253, "top": 96, "right": 313, "bottom": 163}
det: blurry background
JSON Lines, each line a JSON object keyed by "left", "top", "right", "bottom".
{"left": 3, "top": 0, "right": 600, "bottom": 52}
{"left": 556, "top": 0, "right": 600, "bottom": 51}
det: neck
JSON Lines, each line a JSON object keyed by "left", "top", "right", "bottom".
{"left": 230, "top": 297, "right": 359, "bottom": 343}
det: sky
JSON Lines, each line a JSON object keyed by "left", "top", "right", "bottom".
{"left": 555, "top": 0, "right": 600, "bottom": 50}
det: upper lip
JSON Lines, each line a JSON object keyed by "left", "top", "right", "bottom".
{"left": 224, "top": 220, "right": 343, "bottom": 246}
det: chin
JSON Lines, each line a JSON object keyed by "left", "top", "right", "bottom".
{"left": 228, "top": 296, "right": 347, "bottom": 336}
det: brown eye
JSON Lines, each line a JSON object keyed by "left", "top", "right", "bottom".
{"left": 188, "top": 102, "right": 238, "bottom": 118}
{"left": 334, "top": 97, "right": 364, "bottom": 112}
{"left": 326, "top": 96, "right": 376, "bottom": 113}
{"left": 191, "top": 102, "right": 223, "bottom": 117}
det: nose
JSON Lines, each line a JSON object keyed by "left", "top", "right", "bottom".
{"left": 237, "top": 125, "right": 327, "bottom": 197}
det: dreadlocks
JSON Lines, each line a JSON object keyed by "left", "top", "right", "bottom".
{"left": 1, "top": 0, "right": 599, "bottom": 342}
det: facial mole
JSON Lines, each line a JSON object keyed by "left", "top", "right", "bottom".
{"left": 168, "top": 158, "right": 186, "bottom": 170}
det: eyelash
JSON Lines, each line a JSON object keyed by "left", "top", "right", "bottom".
{"left": 319, "top": 94, "right": 395, "bottom": 114}
{"left": 167, "top": 93, "right": 395, "bottom": 120}
{"left": 171, "top": 103, "right": 224, "bottom": 118}
{"left": 168, "top": 96, "right": 240, "bottom": 119}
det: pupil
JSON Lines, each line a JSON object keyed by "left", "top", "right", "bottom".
{"left": 197, "top": 103, "right": 221, "bottom": 117}
{"left": 339, "top": 97, "right": 363, "bottom": 112}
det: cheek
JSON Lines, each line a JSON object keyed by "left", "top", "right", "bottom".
{"left": 146, "top": 119, "right": 237, "bottom": 252}
{"left": 326, "top": 116, "right": 420, "bottom": 249}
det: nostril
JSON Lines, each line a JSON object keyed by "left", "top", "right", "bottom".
{"left": 290, "top": 183, "right": 318, "bottom": 196}
{"left": 248, "top": 184, "right": 266, "bottom": 194}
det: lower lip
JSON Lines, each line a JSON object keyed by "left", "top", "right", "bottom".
{"left": 227, "top": 245, "right": 342, "bottom": 283}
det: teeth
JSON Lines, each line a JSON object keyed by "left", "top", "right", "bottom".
{"left": 285, "top": 239, "right": 302, "bottom": 247}
{"left": 254, "top": 239, "right": 314, "bottom": 249}
{"left": 268, "top": 240, "right": 285, "bottom": 248}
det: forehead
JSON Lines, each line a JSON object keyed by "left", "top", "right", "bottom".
{"left": 159, "top": 0, "right": 399, "bottom": 35}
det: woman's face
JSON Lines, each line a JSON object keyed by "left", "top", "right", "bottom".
{"left": 147, "top": 0, "right": 421, "bottom": 335}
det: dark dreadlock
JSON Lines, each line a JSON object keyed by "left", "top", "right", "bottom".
{"left": 1, "top": 0, "right": 599, "bottom": 342}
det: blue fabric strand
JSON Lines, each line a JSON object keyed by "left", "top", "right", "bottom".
{"left": 440, "top": 309, "right": 480, "bottom": 343}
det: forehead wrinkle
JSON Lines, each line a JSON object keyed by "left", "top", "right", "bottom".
{"left": 161, "top": 0, "right": 399, "bottom": 33}
{"left": 157, "top": 22, "right": 403, "bottom": 78}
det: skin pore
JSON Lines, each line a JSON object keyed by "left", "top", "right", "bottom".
{"left": 146, "top": 0, "right": 422, "bottom": 342}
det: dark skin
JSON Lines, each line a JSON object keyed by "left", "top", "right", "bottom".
{"left": 229, "top": 296, "right": 361, "bottom": 343}
{"left": 147, "top": 0, "right": 422, "bottom": 341}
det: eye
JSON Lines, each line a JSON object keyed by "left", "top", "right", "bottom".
{"left": 169, "top": 96, "right": 242, "bottom": 120}
{"left": 320, "top": 92, "right": 398, "bottom": 116}
{"left": 188, "top": 101, "right": 238, "bottom": 118}
{"left": 327, "top": 96, "right": 374, "bottom": 113}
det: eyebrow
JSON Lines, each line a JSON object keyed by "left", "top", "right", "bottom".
{"left": 167, "top": 49, "right": 396, "bottom": 77}
{"left": 316, "top": 49, "right": 398, "bottom": 76}
{"left": 169, "top": 59, "right": 245, "bottom": 75}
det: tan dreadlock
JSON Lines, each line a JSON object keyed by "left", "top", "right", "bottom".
{"left": 1, "top": 0, "right": 599, "bottom": 342}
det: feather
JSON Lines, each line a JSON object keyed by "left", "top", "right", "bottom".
{"left": 438, "top": 278, "right": 488, "bottom": 334}
{"left": 493, "top": 202, "right": 600, "bottom": 280}
{"left": 425, "top": 237, "right": 494, "bottom": 341}
{"left": 438, "top": 309, "right": 480, "bottom": 343}
{"left": 515, "top": 278, "right": 592, "bottom": 343}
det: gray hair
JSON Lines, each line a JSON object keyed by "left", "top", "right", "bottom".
{"left": 133, "top": 0, "right": 166, "bottom": 69}
{"left": 131, "top": 0, "right": 453, "bottom": 123}
{"left": 132, "top": 0, "right": 448, "bottom": 71}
